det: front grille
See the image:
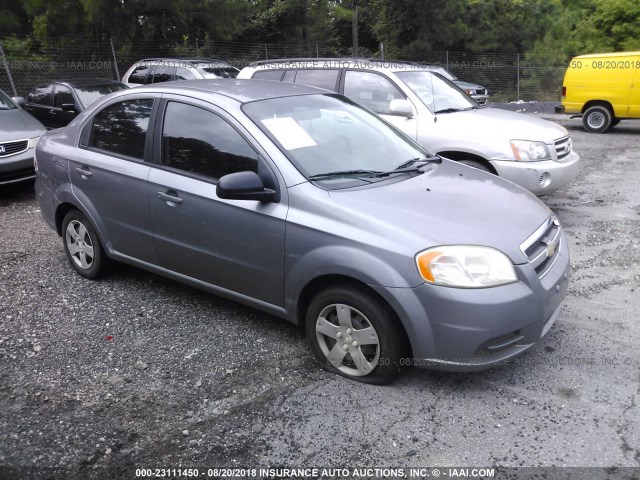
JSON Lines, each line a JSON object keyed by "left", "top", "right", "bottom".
{"left": 521, "top": 216, "right": 561, "bottom": 278}
{"left": 554, "top": 135, "right": 572, "bottom": 160}
{"left": 0, "top": 139, "right": 29, "bottom": 158}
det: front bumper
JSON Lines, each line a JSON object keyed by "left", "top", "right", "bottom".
{"left": 0, "top": 148, "right": 36, "bottom": 185}
{"left": 490, "top": 151, "right": 580, "bottom": 195}
{"left": 371, "top": 232, "right": 570, "bottom": 371}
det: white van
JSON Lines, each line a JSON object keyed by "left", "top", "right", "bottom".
{"left": 239, "top": 59, "right": 580, "bottom": 195}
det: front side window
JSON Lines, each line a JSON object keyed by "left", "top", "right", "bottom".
{"left": 294, "top": 70, "right": 339, "bottom": 91}
{"left": 53, "top": 86, "right": 75, "bottom": 108}
{"left": 0, "top": 90, "right": 17, "bottom": 109}
{"left": 395, "top": 71, "right": 477, "bottom": 113}
{"left": 90, "top": 99, "right": 154, "bottom": 159}
{"left": 175, "top": 67, "right": 198, "bottom": 80}
{"left": 161, "top": 102, "right": 258, "bottom": 180}
{"left": 343, "top": 71, "right": 405, "bottom": 115}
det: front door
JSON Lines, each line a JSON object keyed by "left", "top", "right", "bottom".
{"left": 148, "top": 99, "right": 286, "bottom": 307}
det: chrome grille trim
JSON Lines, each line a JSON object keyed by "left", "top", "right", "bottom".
{"left": 554, "top": 135, "right": 572, "bottom": 160}
{"left": 521, "top": 216, "right": 562, "bottom": 278}
{"left": 0, "top": 139, "right": 29, "bottom": 158}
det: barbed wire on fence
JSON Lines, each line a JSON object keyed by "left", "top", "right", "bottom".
{"left": 0, "top": 35, "right": 569, "bottom": 102}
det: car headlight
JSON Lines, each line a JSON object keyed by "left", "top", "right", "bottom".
{"left": 510, "top": 140, "right": 551, "bottom": 161}
{"left": 28, "top": 136, "right": 41, "bottom": 149}
{"left": 416, "top": 245, "right": 517, "bottom": 288}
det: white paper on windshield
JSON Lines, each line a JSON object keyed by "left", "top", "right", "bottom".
{"left": 261, "top": 117, "right": 317, "bottom": 150}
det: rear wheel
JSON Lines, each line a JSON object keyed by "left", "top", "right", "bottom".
{"left": 306, "top": 285, "right": 408, "bottom": 384}
{"left": 62, "top": 210, "right": 108, "bottom": 279}
{"left": 583, "top": 105, "right": 612, "bottom": 133}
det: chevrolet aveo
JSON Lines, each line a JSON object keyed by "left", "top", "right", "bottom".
{"left": 35, "top": 80, "right": 570, "bottom": 384}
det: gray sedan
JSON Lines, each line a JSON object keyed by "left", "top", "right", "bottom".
{"left": 0, "top": 89, "right": 45, "bottom": 185}
{"left": 34, "top": 80, "right": 570, "bottom": 384}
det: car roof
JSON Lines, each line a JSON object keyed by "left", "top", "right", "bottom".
{"left": 247, "top": 57, "right": 425, "bottom": 72}
{"left": 130, "top": 79, "right": 329, "bottom": 104}
{"left": 47, "top": 78, "right": 126, "bottom": 88}
{"left": 135, "top": 58, "right": 235, "bottom": 67}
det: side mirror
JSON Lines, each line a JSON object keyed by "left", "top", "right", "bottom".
{"left": 11, "top": 96, "right": 26, "bottom": 107}
{"left": 216, "top": 171, "right": 278, "bottom": 202}
{"left": 61, "top": 103, "right": 78, "bottom": 112}
{"left": 388, "top": 99, "right": 413, "bottom": 118}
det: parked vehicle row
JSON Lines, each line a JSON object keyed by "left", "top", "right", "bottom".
{"left": 239, "top": 59, "right": 580, "bottom": 195}
{"left": 4, "top": 55, "right": 585, "bottom": 384}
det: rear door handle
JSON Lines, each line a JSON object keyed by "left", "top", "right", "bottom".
{"left": 75, "top": 166, "right": 93, "bottom": 177}
{"left": 158, "top": 191, "right": 183, "bottom": 205}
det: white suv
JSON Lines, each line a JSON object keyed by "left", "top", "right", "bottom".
{"left": 239, "top": 59, "right": 579, "bottom": 195}
{"left": 122, "top": 58, "right": 239, "bottom": 87}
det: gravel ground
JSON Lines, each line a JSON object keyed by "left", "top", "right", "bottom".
{"left": 1, "top": 114, "right": 639, "bottom": 480}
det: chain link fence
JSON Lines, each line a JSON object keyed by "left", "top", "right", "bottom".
{"left": 1, "top": 36, "right": 569, "bottom": 103}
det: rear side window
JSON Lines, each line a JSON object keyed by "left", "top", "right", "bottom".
{"left": 90, "top": 99, "right": 154, "bottom": 160}
{"left": 151, "top": 65, "right": 175, "bottom": 83}
{"left": 128, "top": 65, "right": 151, "bottom": 84}
{"left": 343, "top": 71, "right": 406, "bottom": 114}
{"left": 161, "top": 102, "right": 258, "bottom": 180}
{"left": 252, "top": 70, "right": 284, "bottom": 81}
{"left": 294, "top": 70, "right": 339, "bottom": 91}
{"left": 29, "top": 84, "right": 53, "bottom": 105}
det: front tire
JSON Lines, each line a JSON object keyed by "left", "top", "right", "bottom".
{"left": 583, "top": 105, "right": 612, "bottom": 133}
{"left": 306, "top": 285, "right": 408, "bottom": 384}
{"left": 62, "top": 210, "right": 108, "bottom": 279}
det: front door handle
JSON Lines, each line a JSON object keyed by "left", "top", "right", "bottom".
{"left": 158, "top": 191, "right": 183, "bottom": 205}
{"left": 75, "top": 166, "right": 93, "bottom": 177}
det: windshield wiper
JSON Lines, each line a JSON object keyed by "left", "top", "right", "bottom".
{"left": 308, "top": 169, "right": 382, "bottom": 181}
{"left": 434, "top": 107, "right": 461, "bottom": 114}
{"left": 366, "top": 156, "right": 442, "bottom": 178}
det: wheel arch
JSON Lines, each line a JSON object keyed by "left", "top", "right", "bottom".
{"left": 297, "top": 274, "right": 414, "bottom": 357}
{"left": 437, "top": 151, "right": 497, "bottom": 174}
{"left": 581, "top": 100, "right": 614, "bottom": 115}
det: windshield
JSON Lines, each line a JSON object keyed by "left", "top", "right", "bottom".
{"left": 75, "top": 83, "right": 128, "bottom": 108}
{"left": 431, "top": 67, "right": 457, "bottom": 81}
{"left": 197, "top": 66, "right": 238, "bottom": 78}
{"left": 395, "top": 71, "right": 477, "bottom": 113}
{"left": 243, "top": 94, "right": 430, "bottom": 186}
{"left": 0, "top": 90, "right": 17, "bottom": 110}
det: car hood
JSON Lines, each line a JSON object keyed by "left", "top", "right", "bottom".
{"left": 454, "top": 80, "right": 486, "bottom": 91}
{"left": 0, "top": 108, "right": 46, "bottom": 141}
{"left": 324, "top": 160, "right": 551, "bottom": 263}
{"left": 431, "top": 108, "right": 569, "bottom": 159}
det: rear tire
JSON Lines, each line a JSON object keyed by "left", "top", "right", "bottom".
{"left": 306, "top": 285, "right": 408, "bottom": 384}
{"left": 583, "top": 105, "right": 612, "bottom": 133}
{"left": 62, "top": 210, "right": 109, "bottom": 279}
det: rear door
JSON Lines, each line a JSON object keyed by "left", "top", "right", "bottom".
{"left": 25, "top": 84, "right": 54, "bottom": 128}
{"left": 148, "top": 98, "right": 287, "bottom": 307}
{"left": 69, "top": 95, "right": 158, "bottom": 263}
